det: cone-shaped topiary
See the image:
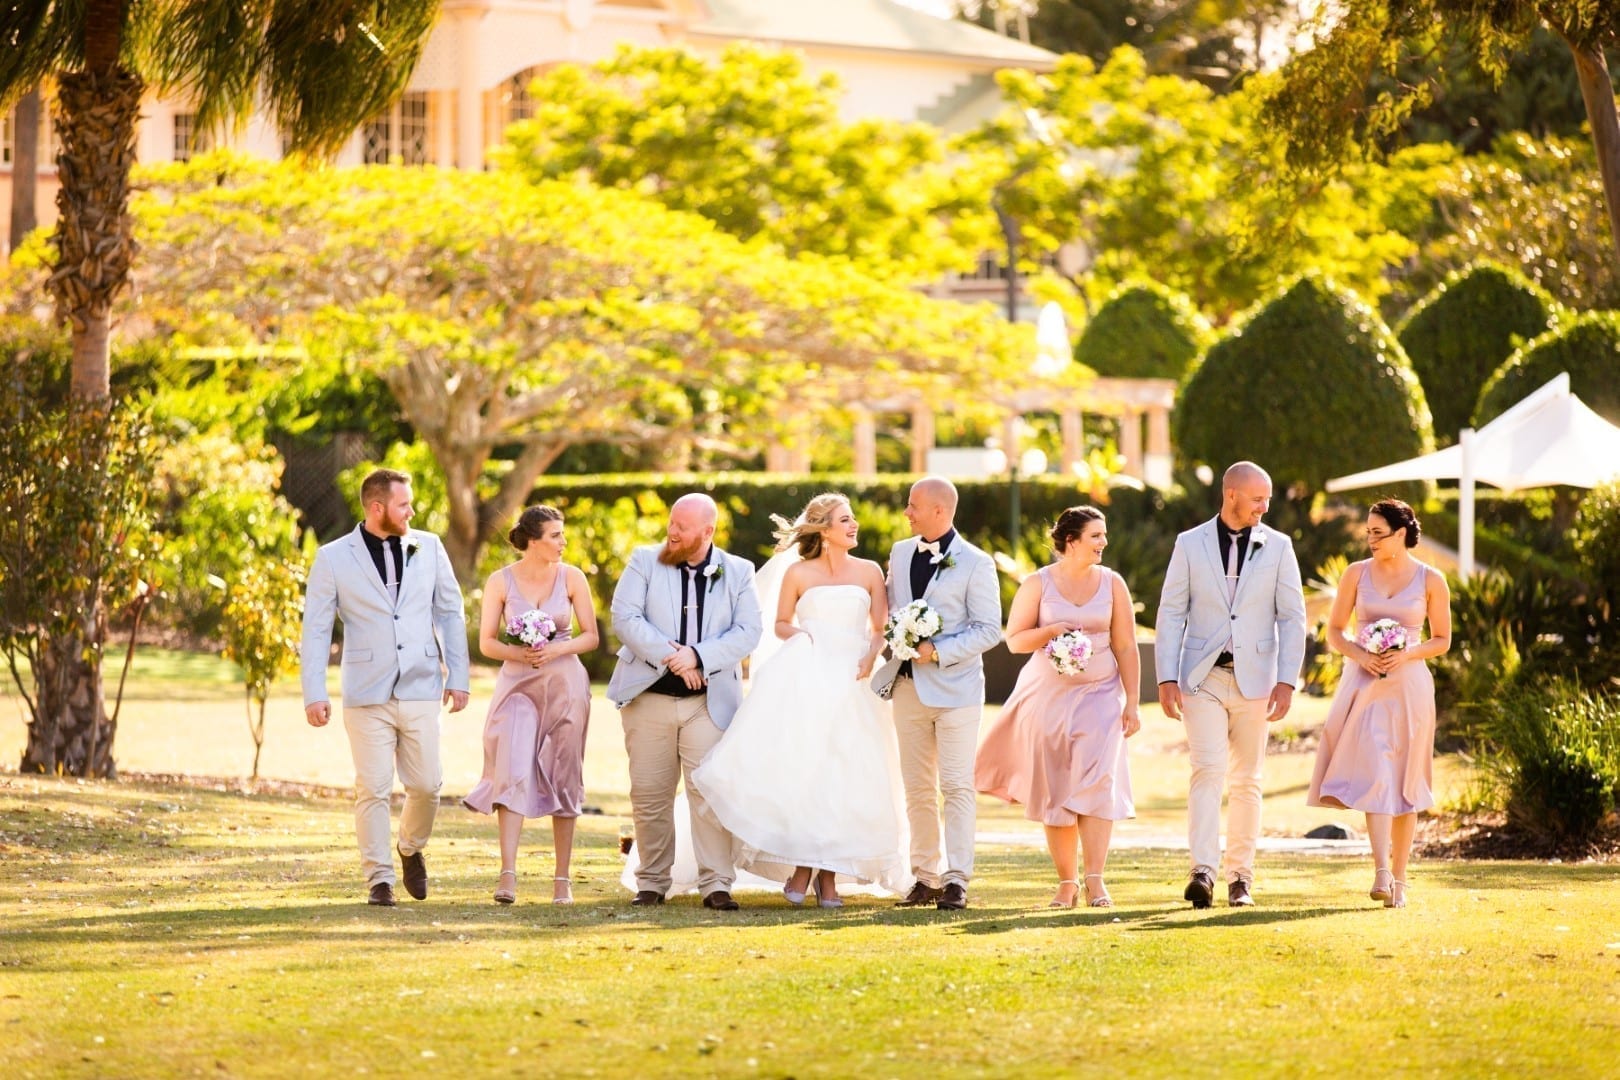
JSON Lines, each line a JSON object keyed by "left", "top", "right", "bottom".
{"left": 1475, "top": 311, "right": 1620, "bottom": 427}
{"left": 1397, "top": 263, "right": 1558, "bottom": 445}
{"left": 1175, "top": 275, "right": 1433, "bottom": 491}
{"left": 1074, "top": 281, "right": 1212, "bottom": 380}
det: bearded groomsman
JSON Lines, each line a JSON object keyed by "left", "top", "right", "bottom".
{"left": 872, "top": 477, "right": 1003, "bottom": 911}
{"left": 301, "top": 468, "right": 470, "bottom": 907}
{"left": 608, "top": 494, "right": 763, "bottom": 911}
{"left": 1156, "top": 462, "right": 1307, "bottom": 908}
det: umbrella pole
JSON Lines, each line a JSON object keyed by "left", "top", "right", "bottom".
{"left": 1458, "top": 427, "right": 1475, "bottom": 582}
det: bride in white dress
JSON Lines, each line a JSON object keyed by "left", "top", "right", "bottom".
{"left": 691, "top": 493, "right": 913, "bottom": 905}
{"left": 619, "top": 494, "right": 914, "bottom": 903}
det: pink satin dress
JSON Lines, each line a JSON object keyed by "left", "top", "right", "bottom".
{"left": 462, "top": 566, "right": 590, "bottom": 819}
{"left": 975, "top": 566, "right": 1134, "bottom": 825}
{"left": 1307, "top": 560, "right": 1437, "bottom": 815}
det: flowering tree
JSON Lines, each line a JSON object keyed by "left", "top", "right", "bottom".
{"left": 221, "top": 555, "right": 307, "bottom": 782}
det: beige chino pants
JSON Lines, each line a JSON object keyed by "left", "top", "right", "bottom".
{"left": 1181, "top": 666, "right": 1270, "bottom": 884}
{"left": 891, "top": 677, "right": 980, "bottom": 889}
{"left": 342, "top": 698, "right": 443, "bottom": 887}
{"left": 621, "top": 692, "right": 735, "bottom": 898}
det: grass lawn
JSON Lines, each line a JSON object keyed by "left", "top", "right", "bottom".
{"left": 3, "top": 649, "right": 1619, "bottom": 1077}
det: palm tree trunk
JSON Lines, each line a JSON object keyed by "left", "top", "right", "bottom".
{"left": 23, "top": 601, "right": 115, "bottom": 778}
{"left": 7, "top": 87, "right": 41, "bottom": 251}
{"left": 1566, "top": 37, "right": 1620, "bottom": 264}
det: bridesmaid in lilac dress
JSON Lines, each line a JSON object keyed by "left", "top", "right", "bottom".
{"left": 464, "top": 506, "right": 599, "bottom": 905}
{"left": 1308, "top": 499, "right": 1451, "bottom": 909}
{"left": 976, "top": 507, "right": 1140, "bottom": 909}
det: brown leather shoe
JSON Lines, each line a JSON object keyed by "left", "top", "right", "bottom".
{"left": 896, "top": 881, "right": 943, "bottom": 907}
{"left": 1227, "top": 878, "right": 1255, "bottom": 907}
{"left": 936, "top": 883, "right": 968, "bottom": 910}
{"left": 398, "top": 846, "right": 427, "bottom": 900}
{"left": 367, "top": 882, "right": 396, "bottom": 907}
{"left": 702, "top": 890, "right": 741, "bottom": 911}
{"left": 630, "top": 890, "right": 665, "bottom": 906}
{"left": 1184, "top": 869, "right": 1215, "bottom": 909}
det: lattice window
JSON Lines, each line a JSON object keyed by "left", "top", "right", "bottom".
{"left": 361, "top": 92, "right": 430, "bottom": 165}
{"left": 1, "top": 108, "right": 12, "bottom": 166}
{"left": 173, "top": 112, "right": 211, "bottom": 162}
{"left": 502, "top": 71, "right": 538, "bottom": 125}
{"left": 2, "top": 105, "right": 58, "bottom": 168}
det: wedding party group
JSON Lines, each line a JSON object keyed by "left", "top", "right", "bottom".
{"left": 299, "top": 462, "right": 1451, "bottom": 913}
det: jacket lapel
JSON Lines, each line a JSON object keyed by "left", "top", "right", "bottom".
{"left": 896, "top": 539, "right": 918, "bottom": 605}
{"left": 1198, "top": 520, "right": 1227, "bottom": 607}
{"left": 699, "top": 550, "right": 725, "bottom": 638}
{"left": 347, "top": 528, "right": 393, "bottom": 607}
{"left": 1233, "top": 526, "right": 1271, "bottom": 604}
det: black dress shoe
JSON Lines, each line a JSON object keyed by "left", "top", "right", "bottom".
{"left": 398, "top": 846, "right": 427, "bottom": 901}
{"left": 1227, "top": 878, "right": 1255, "bottom": 907}
{"left": 936, "top": 883, "right": 968, "bottom": 910}
{"left": 1184, "top": 869, "right": 1215, "bottom": 909}
{"left": 367, "top": 882, "right": 397, "bottom": 907}
{"left": 630, "top": 890, "right": 665, "bottom": 906}
{"left": 702, "top": 890, "right": 741, "bottom": 911}
{"left": 896, "top": 881, "right": 944, "bottom": 907}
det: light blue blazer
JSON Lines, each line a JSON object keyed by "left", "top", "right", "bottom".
{"left": 1154, "top": 518, "right": 1307, "bottom": 700}
{"left": 606, "top": 545, "right": 763, "bottom": 731}
{"left": 871, "top": 535, "right": 1003, "bottom": 709}
{"left": 300, "top": 526, "right": 470, "bottom": 708}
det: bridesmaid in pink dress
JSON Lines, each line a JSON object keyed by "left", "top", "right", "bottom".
{"left": 1307, "top": 499, "right": 1451, "bottom": 909}
{"left": 464, "top": 506, "right": 599, "bottom": 905}
{"left": 976, "top": 506, "right": 1141, "bottom": 909}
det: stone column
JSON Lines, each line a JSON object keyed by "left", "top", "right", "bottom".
{"left": 910, "top": 405, "right": 934, "bottom": 475}
{"left": 1118, "top": 410, "right": 1144, "bottom": 481}
{"left": 455, "top": 10, "right": 486, "bottom": 170}
{"left": 1145, "top": 404, "right": 1172, "bottom": 489}
{"left": 852, "top": 406, "right": 877, "bottom": 477}
{"left": 1060, "top": 408, "right": 1084, "bottom": 475}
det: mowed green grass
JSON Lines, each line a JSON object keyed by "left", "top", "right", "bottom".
{"left": 3, "top": 649, "right": 1619, "bottom": 1077}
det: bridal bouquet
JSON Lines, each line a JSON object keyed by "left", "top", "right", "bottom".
{"left": 502, "top": 609, "right": 558, "bottom": 648}
{"left": 884, "top": 600, "right": 942, "bottom": 661}
{"left": 1358, "top": 617, "right": 1407, "bottom": 678}
{"left": 1044, "top": 630, "right": 1094, "bottom": 677}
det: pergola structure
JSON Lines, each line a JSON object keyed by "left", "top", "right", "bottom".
{"left": 764, "top": 376, "right": 1177, "bottom": 485}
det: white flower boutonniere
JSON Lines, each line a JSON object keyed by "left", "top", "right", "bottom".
{"left": 404, "top": 539, "right": 421, "bottom": 565}
{"left": 935, "top": 552, "right": 957, "bottom": 570}
{"left": 703, "top": 562, "right": 723, "bottom": 592}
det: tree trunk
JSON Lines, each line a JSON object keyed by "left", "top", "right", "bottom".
{"left": 1566, "top": 38, "right": 1620, "bottom": 265}
{"left": 439, "top": 448, "right": 488, "bottom": 584}
{"left": 22, "top": 602, "right": 115, "bottom": 778}
{"left": 8, "top": 87, "right": 41, "bottom": 252}
{"left": 51, "top": 66, "right": 142, "bottom": 402}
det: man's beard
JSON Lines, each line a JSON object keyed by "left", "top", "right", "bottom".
{"left": 658, "top": 538, "right": 704, "bottom": 566}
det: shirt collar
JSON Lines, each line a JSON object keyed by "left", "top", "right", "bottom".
{"left": 920, "top": 528, "right": 956, "bottom": 550}
{"left": 1216, "top": 518, "right": 1250, "bottom": 541}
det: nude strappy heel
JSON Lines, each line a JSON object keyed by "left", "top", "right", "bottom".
{"left": 553, "top": 876, "right": 573, "bottom": 905}
{"left": 1370, "top": 867, "right": 1393, "bottom": 903}
{"left": 493, "top": 869, "right": 516, "bottom": 905}
{"left": 1084, "top": 873, "right": 1112, "bottom": 908}
{"left": 1049, "top": 879, "right": 1080, "bottom": 909}
{"left": 1386, "top": 879, "right": 1407, "bottom": 908}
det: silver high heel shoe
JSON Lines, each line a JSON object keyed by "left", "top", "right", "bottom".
{"left": 1084, "top": 873, "right": 1113, "bottom": 908}
{"left": 1048, "top": 879, "right": 1079, "bottom": 909}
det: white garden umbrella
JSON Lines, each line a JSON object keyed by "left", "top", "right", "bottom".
{"left": 1326, "top": 374, "right": 1620, "bottom": 578}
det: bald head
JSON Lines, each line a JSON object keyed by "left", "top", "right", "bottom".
{"left": 661, "top": 493, "right": 718, "bottom": 565}
{"left": 905, "top": 476, "right": 958, "bottom": 541}
{"left": 1220, "top": 461, "right": 1273, "bottom": 530}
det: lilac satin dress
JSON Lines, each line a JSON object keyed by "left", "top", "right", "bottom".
{"left": 1307, "top": 561, "right": 1437, "bottom": 815}
{"left": 462, "top": 566, "right": 590, "bottom": 819}
{"left": 975, "top": 567, "right": 1134, "bottom": 825}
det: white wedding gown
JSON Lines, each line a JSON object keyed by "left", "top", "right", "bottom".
{"left": 621, "top": 580, "right": 913, "bottom": 896}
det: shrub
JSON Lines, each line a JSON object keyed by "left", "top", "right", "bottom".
{"left": 1073, "top": 282, "right": 1211, "bottom": 381}
{"left": 1474, "top": 310, "right": 1620, "bottom": 427}
{"left": 1396, "top": 263, "right": 1558, "bottom": 445}
{"left": 1175, "top": 276, "right": 1433, "bottom": 492}
{"left": 1573, "top": 479, "right": 1620, "bottom": 609}
{"left": 1484, "top": 680, "right": 1620, "bottom": 847}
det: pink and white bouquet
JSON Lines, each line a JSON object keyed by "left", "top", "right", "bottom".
{"left": 1044, "top": 630, "right": 1094, "bottom": 677}
{"left": 503, "top": 609, "right": 558, "bottom": 648}
{"left": 884, "top": 600, "right": 942, "bottom": 661}
{"left": 1358, "top": 617, "right": 1407, "bottom": 678}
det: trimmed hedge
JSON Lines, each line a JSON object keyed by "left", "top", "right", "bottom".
{"left": 1176, "top": 275, "right": 1434, "bottom": 492}
{"left": 1396, "top": 263, "right": 1558, "bottom": 445}
{"left": 1475, "top": 310, "right": 1620, "bottom": 427}
{"left": 1574, "top": 479, "right": 1620, "bottom": 607}
{"left": 1073, "top": 281, "right": 1212, "bottom": 381}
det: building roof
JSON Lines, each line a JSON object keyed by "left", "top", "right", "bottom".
{"left": 687, "top": 0, "right": 1057, "bottom": 67}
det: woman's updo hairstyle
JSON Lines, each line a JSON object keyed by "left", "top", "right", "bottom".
{"left": 1370, "top": 498, "right": 1421, "bottom": 548}
{"left": 509, "top": 505, "right": 564, "bottom": 550}
{"left": 1051, "top": 505, "right": 1105, "bottom": 554}
{"left": 770, "top": 493, "right": 851, "bottom": 560}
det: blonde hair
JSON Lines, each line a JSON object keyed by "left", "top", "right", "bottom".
{"left": 770, "top": 493, "right": 851, "bottom": 560}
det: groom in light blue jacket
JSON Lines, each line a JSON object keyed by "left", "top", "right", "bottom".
{"left": 872, "top": 477, "right": 1003, "bottom": 911}
{"left": 301, "top": 468, "right": 470, "bottom": 907}
{"left": 1156, "top": 461, "right": 1306, "bottom": 909}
